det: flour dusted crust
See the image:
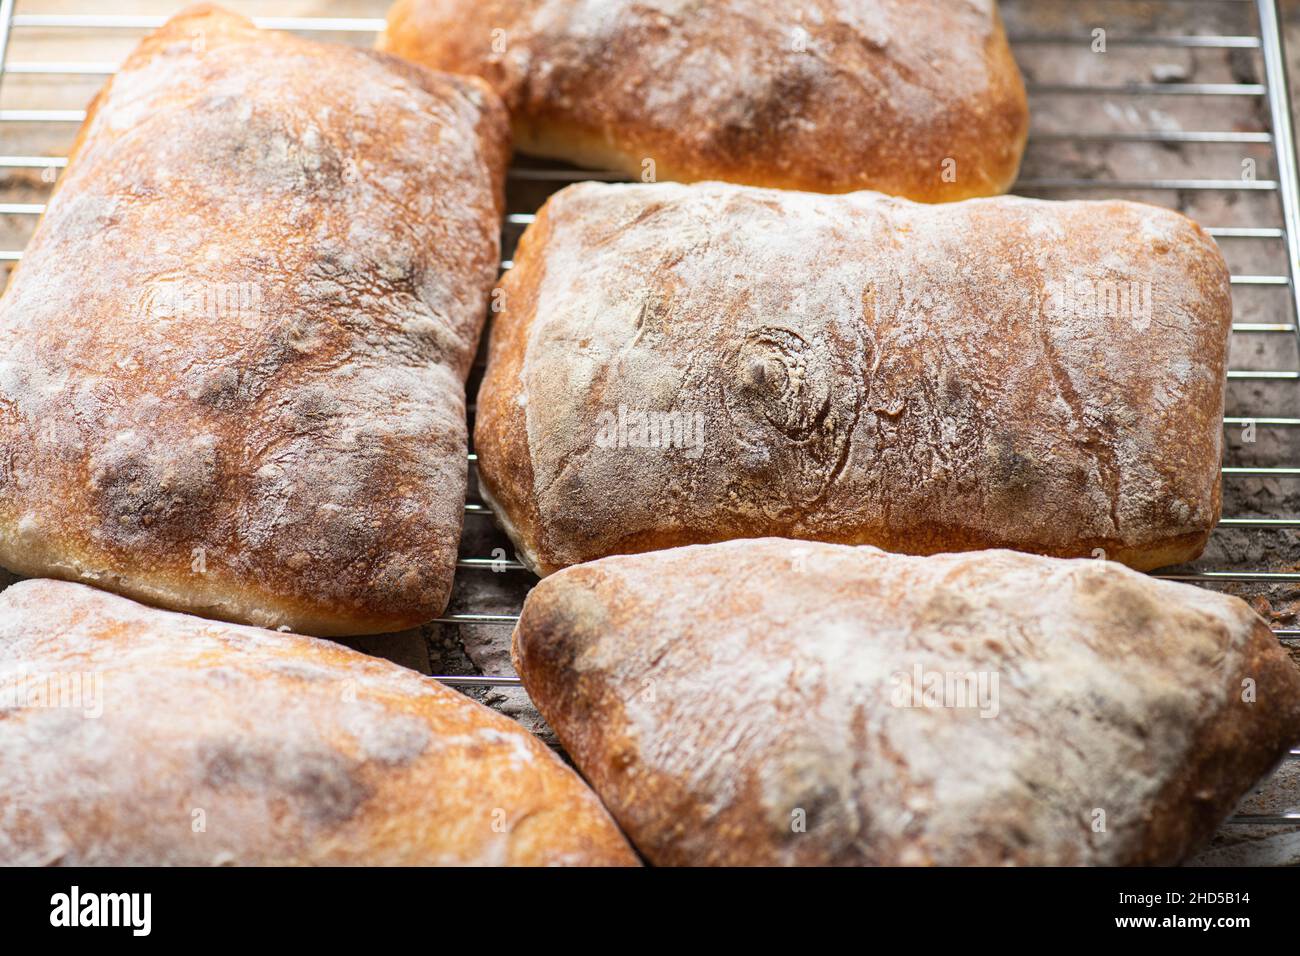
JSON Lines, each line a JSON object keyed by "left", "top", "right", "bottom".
{"left": 476, "top": 181, "right": 1232, "bottom": 575}
{"left": 0, "top": 6, "right": 510, "bottom": 635}
{"left": 380, "top": 0, "right": 1027, "bottom": 201}
{"left": 0, "top": 579, "right": 638, "bottom": 866}
{"left": 514, "top": 540, "right": 1300, "bottom": 866}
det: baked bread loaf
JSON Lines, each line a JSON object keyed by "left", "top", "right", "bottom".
{"left": 378, "top": 0, "right": 1028, "bottom": 201}
{"left": 514, "top": 539, "right": 1300, "bottom": 866}
{"left": 0, "top": 5, "right": 510, "bottom": 635}
{"left": 476, "top": 181, "right": 1232, "bottom": 575}
{"left": 0, "top": 578, "right": 638, "bottom": 866}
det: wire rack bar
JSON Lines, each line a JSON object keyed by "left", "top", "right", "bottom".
{"left": 1208, "top": 227, "right": 1285, "bottom": 237}
{"left": 500, "top": 168, "right": 1286, "bottom": 187}
{"left": 0, "top": 155, "right": 64, "bottom": 166}
{"left": 425, "top": 609, "right": 1300, "bottom": 650}
{"left": 434, "top": 675, "right": 522, "bottom": 688}
{"left": 1032, "top": 131, "right": 1274, "bottom": 143}
{"left": 1, "top": 143, "right": 1286, "bottom": 172}
{"left": 10, "top": 13, "right": 387, "bottom": 31}
{"left": 1028, "top": 82, "right": 1266, "bottom": 95}
{"left": 0, "top": 0, "right": 14, "bottom": 80}
{"left": 0, "top": 41, "right": 1268, "bottom": 80}
{"left": 4, "top": 60, "right": 114, "bottom": 74}
{"left": 1219, "top": 517, "right": 1300, "bottom": 525}
{"left": 0, "top": 109, "right": 83, "bottom": 121}
{"left": 443, "top": 454, "right": 1300, "bottom": 468}
{"left": 432, "top": 613, "right": 520, "bottom": 626}
{"left": 448, "top": 547, "right": 1300, "bottom": 582}
{"left": 1012, "top": 34, "right": 1263, "bottom": 48}
{"left": 1162, "top": 571, "right": 1300, "bottom": 584}
{"left": 451, "top": 549, "right": 1300, "bottom": 574}
{"left": 15, "top": 227, "right": 1296, "bottom": 287}
{"left": 4, "top": 15, "right": 1262, "bottom": 52}
{"left": 1258, "top": 0, "right": 1300, "bottom": 338}
{"left": 1018, "top": 178, "right": 1277, "bottom": 190}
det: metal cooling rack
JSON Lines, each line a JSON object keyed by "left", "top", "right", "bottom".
{"left": 0, "top": 0, "right": 1298, "bottom": 827}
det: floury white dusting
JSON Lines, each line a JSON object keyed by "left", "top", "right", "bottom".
{"left": 594, "top": 405, "right": 706, "bottom": 459}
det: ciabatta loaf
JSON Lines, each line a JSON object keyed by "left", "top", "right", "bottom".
{"left": 378, "top": 0, "right": 1028, "bottom": 201}
{"left": 476, "top": 181, "right": 1232, "bottom": 574}
{"left": 0, "top": 5, "right": 509, "bottom": 635}
{"left": 513, "top": 540, "right": 1300, "bottom": 866}
{"left": 0, "top": 579, "right": 638, "bottom": 866}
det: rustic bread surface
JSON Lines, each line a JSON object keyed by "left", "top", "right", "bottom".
{"left": 0, "top": 578, "right": 638, "bottom": 866}
{"left": 514, "top": 539, "right": 1300, "bottom": 866}
{"left": 0, "top": 5, "right": 510, "bottom": 635}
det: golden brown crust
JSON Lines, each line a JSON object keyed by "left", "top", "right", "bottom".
{"left": 514, "top": 540, "right": 1300, "bottom": 866}
{"left": 379, "top": 0, "right": 1028, "bottom": 201}
{"left": 0, "top": 578, "right": 638, "bottom": 866}
{"left": 0, "top": 6, "right": 511, "bottom": 635}
{"left": 476, "top": 181, "right": 1232, "bottom": 575}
